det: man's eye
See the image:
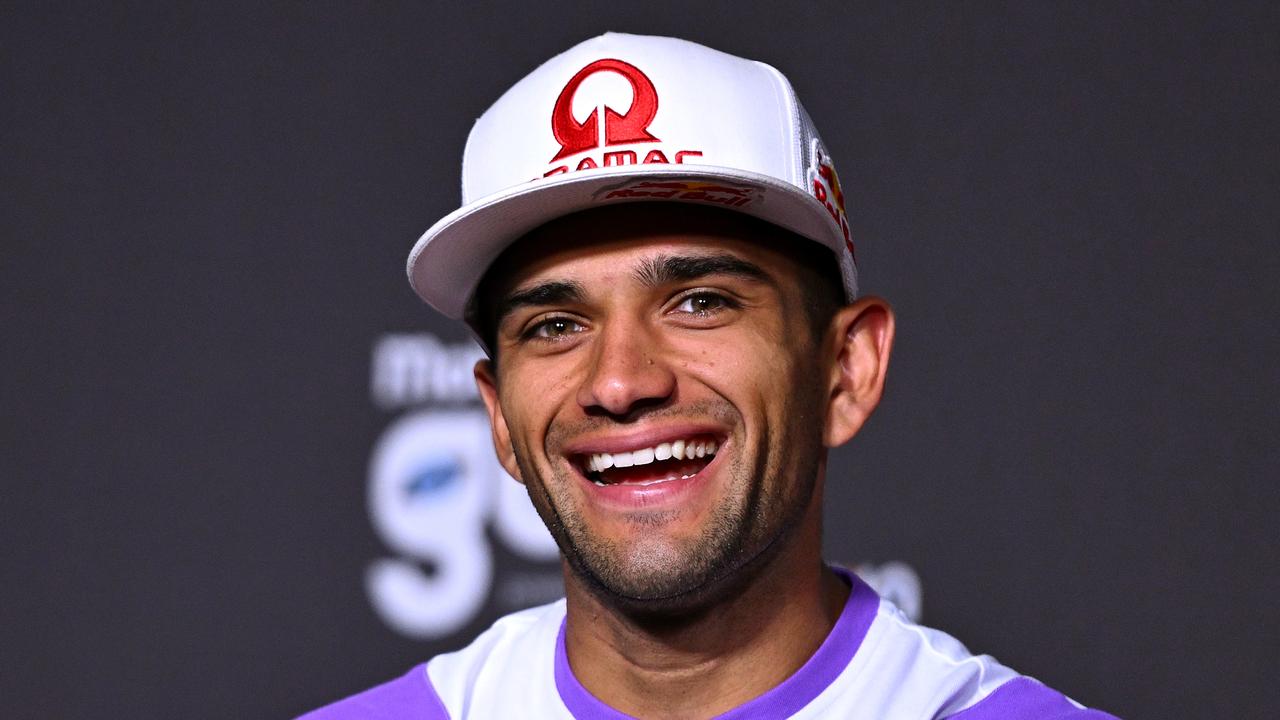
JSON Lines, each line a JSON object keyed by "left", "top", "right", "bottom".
{"left": 527, "top": 317, "right": 584, "bottom": 339}
{"left": 673, "top": 292, "right": 732, "bottom": 315}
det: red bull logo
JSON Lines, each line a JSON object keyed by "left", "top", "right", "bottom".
{"left": 810, "top": 144, "right": 855, "bottom": 261}
{"left": 593, "top": 178, "right": 764, "bottom": 208}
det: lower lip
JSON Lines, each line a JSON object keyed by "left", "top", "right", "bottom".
{"left": 580, "top": 450, "right": 724, "bottom": 511}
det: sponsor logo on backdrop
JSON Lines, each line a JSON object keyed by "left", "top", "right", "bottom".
{"left": 542, "top": 58, "right": 703, "bottom": 178}
{"left": 367, "top": 334, "right": 561, "bottom": 640}
{"left": 365, "top": 334, "right": 923, "bottom": 638}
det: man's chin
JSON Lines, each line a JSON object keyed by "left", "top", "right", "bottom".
{"left": 563, "top": 536, "right": 770, "bottom": 621}
{"left": 578, "top": 570, "right": 736, "bottom": 621}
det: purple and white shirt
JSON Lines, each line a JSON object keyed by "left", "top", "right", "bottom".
{"left": 299, "top": 570, "right": 1118, "bottom": 719}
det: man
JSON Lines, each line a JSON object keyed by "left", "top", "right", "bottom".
{"left": 303, "top": 33, "right": 1118, "bottom": 719}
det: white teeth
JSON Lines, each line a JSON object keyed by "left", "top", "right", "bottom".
{"left": 586, "top": 438, "right": 717, "bottom": 477}
{"left": 618, "top": 476, "right": 674, "bottom": 487}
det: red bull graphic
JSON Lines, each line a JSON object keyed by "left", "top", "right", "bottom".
{"left": 593, "top": 178, "right": 764, "bottom": 208}
{"left": 810, "top": 142, "right": 855, "bottom": 261}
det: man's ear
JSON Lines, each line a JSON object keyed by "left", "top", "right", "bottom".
{"left": 474, "top": 359, "right": 523, "bottom": 483}
{"left": 824, "top": 296, "right": 896, "bottom": 448}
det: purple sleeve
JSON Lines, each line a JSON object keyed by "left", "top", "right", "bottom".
{"left": 294, "top": 664, "right": 449, "bottom": 720}
{"left": 946, "top": 677, "right": 1120, "bottom": 720}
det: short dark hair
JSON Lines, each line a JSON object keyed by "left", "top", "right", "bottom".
{"left": 466, "top": 205, "right": 847, "bottom": 362}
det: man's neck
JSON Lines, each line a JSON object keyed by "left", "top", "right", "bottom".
{"left": 561, "top": 533, "right": 848, "bottom": 719}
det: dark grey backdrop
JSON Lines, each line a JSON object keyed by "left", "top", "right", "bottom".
{"left": 3, "top": 3, "right": 1277, "bottom": 719}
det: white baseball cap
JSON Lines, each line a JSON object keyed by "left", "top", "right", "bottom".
{"left": 408, "top": 32, "right": 858, "bottom": 319}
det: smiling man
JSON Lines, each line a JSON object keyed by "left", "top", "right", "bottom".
{"left": 301, "top": 33, "right": 1118, "bottom": 720}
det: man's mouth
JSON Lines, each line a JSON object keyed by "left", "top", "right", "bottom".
{"left": 576, "top": 437, "right": 720, "bottom": 487}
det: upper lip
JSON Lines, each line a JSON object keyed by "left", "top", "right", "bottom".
{"left": 559, "top": 423, "right": 729, "bottom": 457}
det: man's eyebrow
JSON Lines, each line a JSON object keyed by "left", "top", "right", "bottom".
{"left": 634, "top": 253, "right": 772, "bottom": 287}
{"left": 493, "top": 280, "right": 586, "bottom": 326}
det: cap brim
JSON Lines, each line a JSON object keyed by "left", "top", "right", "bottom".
{"left": 407, "top": 163, "right": 846, "bottom": 319}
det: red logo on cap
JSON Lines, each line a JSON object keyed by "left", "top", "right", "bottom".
{"left": 810, "top": 144, "right": 855, "bottom": 262}
{"left": 593, "top": 178, "right": 764, "bottom": 208}
{"left": 550, "top": 59, "right": 660, "bottom": 162}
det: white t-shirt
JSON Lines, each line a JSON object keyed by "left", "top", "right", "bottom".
{"left": 300, "top": 569, "right": 1119, "bottom": 719}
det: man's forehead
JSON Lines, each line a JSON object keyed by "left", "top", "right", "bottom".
{"left": 508, "top": 242, "right": 768, "bottom": 293}
{"left": 481, "top": 204, "right": 796, "bottom": 298}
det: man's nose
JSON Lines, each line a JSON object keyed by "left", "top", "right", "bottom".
{"left": 576, "top": 317, "right": 675, "bottom": 418}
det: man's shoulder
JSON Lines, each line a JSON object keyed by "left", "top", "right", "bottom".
{"left": 850, "top": 594, "right": 1119, "bottom": 719}
{"left": 942, "top": 677, "right": 1121, "bottom": 720}
{"left": 427, "top": 597, "right": 567, "bottom": 713}
{"left": 293, "top": 664, "right": 446, "bottom": 720}
{"left": 294, "top": 599, "right": 566, "bottom": 720}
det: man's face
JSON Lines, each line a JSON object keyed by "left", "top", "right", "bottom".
{"left": 476, "top": 205, "right": 837, "bottom": 610}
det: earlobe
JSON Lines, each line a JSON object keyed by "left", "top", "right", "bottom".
{"left": 474, "top": 359, "right": 523, "bottom": 483}
{"left": 823, "top": 297, "right": 896, "bottom": 448}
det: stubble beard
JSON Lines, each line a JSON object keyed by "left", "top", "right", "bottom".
{"left": 559, "top": 457, "right": 757, "bottom": 611}
{"left": 517, "top": 400, "right": 824, "bottom": 617}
